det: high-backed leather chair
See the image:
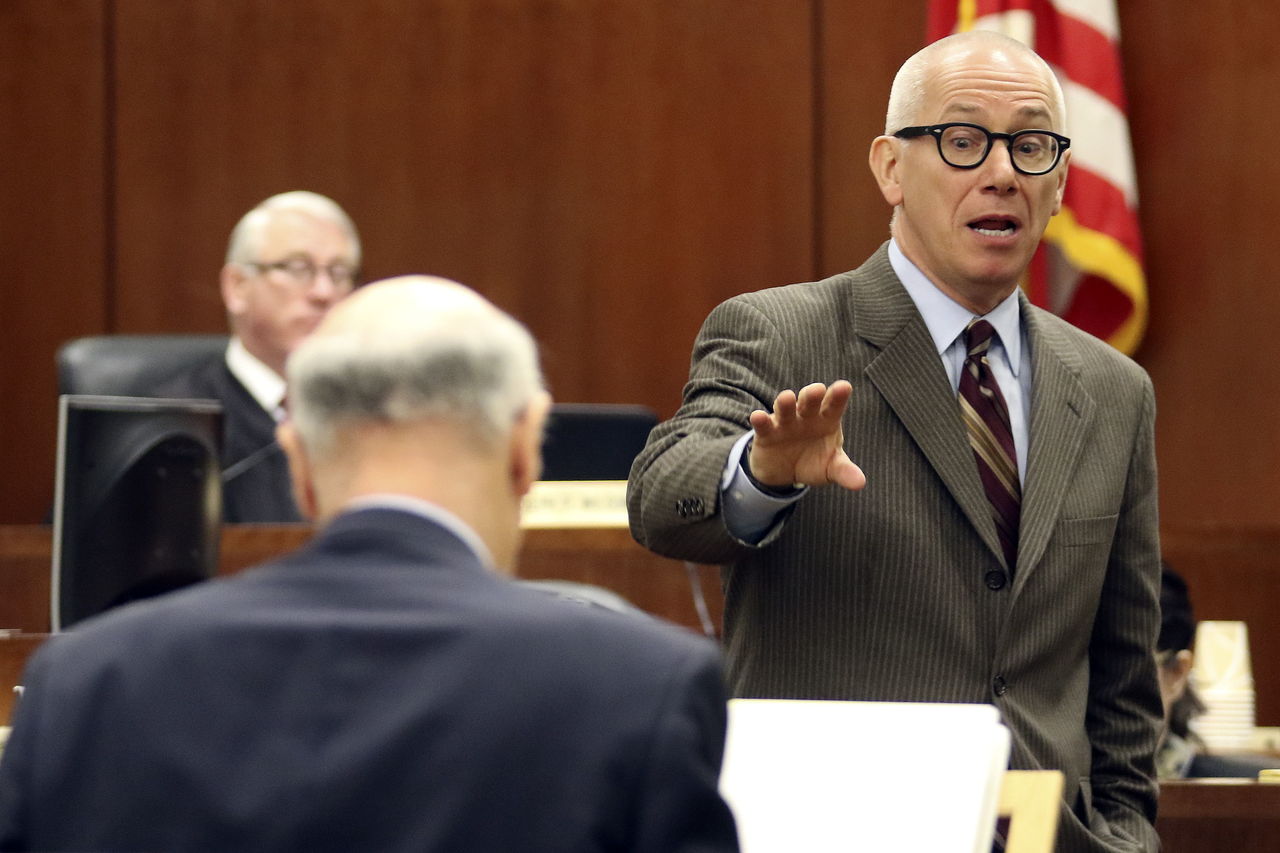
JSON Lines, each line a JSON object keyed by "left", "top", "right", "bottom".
{"left": 540, "top": 403, "right": 658, "bottom": 481}
{"left": 56, "top": 334, "right": 229, "bottom": 397}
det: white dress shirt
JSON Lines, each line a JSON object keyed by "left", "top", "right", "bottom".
{"left": 225, "top": 337, "right": 288, "bottom": 422}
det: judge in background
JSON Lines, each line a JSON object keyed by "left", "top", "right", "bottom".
{"left": 0, "top": 275, "right": 739, "bottom": 853}
{"left": 156, "top": 190, "right": 361, "bottom": 523}
{"left": 628, "top": 31, "right": 1161, "bottom": 853}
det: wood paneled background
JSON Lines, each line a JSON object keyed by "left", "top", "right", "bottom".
{"left": 5, "top": 1, "right": 1280, "bottom": 714}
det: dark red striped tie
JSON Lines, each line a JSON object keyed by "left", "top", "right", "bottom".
{"left": 959, "top": 319, "right": 1020, "bottom": 573}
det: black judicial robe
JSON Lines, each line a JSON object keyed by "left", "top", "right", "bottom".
{"left": 155, "top": 354, "right": 301, "bottom": 524}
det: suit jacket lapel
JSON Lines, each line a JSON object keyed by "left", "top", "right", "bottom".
{"left": 1015, "top": 300, "right": 1095, "bottom": 585}
{"left": 853, "top": 247, "right": 1008, "bottom": 567}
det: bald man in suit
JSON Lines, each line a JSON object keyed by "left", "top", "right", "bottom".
{"left": 628, "top": 31, "right": 1161, "bottom": 853}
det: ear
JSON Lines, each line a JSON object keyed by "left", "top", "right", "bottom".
{"left": 509, "top": 391, "right": 552, "bottom": 498}
{"left": 276, "top": 420, "right": 318, "bottom": 520}
{"left": 1051, "top": 149, "right": 1071, "bottom": 216}
{"left": 869, "top": 135, "right": 905, "bottom": 208}
{"left": 221, "top": 263, "right": 250, "bottom": 316}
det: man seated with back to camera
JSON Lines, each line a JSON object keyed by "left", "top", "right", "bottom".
{"left": 0, "top": 275, "right": 740, "bottom": 853}
{"left": 155, "top": 190, "right": 361, "bottom": 523}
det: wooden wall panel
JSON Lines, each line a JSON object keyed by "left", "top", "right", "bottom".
{"left": 0, "top": 2, "right": 108, "bottom": 523}
{"left": 6, "top": 0, "right": 1280, "bottom": 720}
{"left": 110, "top": 0, "right": 817, "bottom": 419}
{"left": 1116, "top": 2, "right": 1280, "bottom": 720}
{"left": 815, "top": 2, "right": 927, "bottom": 278}
{"left": 1119, "top": 2, "right": 1280, "bottom": 531}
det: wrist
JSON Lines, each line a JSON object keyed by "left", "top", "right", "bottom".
{"left": 742, "top": 438, "right": 801, "bottom": 498}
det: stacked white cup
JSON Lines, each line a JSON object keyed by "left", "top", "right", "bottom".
{"left": 1189, "top": 620, "right": 1256, "bottom": 751}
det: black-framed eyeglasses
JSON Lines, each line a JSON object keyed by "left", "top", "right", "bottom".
{"left": 893, "top": 122, "right": 1070, "bottom": 176}
{"left": 247, "top": 256, "right": 359, "bottom": 290}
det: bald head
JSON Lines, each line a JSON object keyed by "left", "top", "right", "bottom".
{"left": 885, "top": 31, "right": 1066, "bottom": 134}
{"left": 226, "top": 191, "right": 361, "bottom": 268}
{"left": 316, "top": 275, "right": 500, "bottom": 344}
{"left": 286, "top": 275, "right": 545, "bottom": 459}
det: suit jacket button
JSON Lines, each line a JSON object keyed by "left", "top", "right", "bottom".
{"left": 984, "top": 571, "right": 1007, "bottom": 591}
{"left": 993, "top": 676, "right": 1008, "bottom": 697}
{"left": 692, "top": 497, "right": 704, "bottom": 514}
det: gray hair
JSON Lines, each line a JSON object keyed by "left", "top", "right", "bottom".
{"left": 225, "top": 190, "right": 362, "bottom": 266}
{"left": 285, "top": 280, "right": 545, "bottom": 456}
{"left": 884, "top": 31, "right": 1066, "bottom": 134}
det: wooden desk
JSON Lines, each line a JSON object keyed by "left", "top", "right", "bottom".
{"left": 0, "top": 525, "right": 723, "bottom": 636}
{"left": 1158, "top": 779, "right": 1280, "bottom": 853}
{"left": 0, "top": 524, "right": 724, "bottom": 724}
{"left": 0, "top": 528, "right": 54, "bottom": 636}
{"left": 0, "top": 632, "right": 46, "bottom": 725}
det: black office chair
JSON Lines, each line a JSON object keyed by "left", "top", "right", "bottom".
{"left": 56, "top": 334, "right": 229, "bottom": 397}
{"left": 540, "top": 403, "right": 659, "bottom": 481}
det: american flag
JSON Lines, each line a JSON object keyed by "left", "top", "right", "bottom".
{"left": 927, "top": 0, "right": 1147, "bottom": 354}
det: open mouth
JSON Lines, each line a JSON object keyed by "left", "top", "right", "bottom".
{"left": 967, "top": 217, "right": 1019, "bottom": 237}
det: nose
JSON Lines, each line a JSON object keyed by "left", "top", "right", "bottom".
{"left": 307, "top": 269, "right": 344, "bottom": 303}
{"left": 981, "top": 141, "right": 1019, "bottom": 194}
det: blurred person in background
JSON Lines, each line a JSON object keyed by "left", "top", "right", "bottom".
{"left": 1157, "top": 564, "right": 1276, "bottom": 779}
{"left": 156, "top": 190, "right": 361, "bottom": 522}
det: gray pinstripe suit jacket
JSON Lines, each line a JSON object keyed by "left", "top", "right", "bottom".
{"left": 628, "top": 243, "right": 1163, "bottom": 853}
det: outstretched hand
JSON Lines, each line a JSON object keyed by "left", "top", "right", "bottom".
{"left": 747, "top": 381, "right": 866, "bottom": 491}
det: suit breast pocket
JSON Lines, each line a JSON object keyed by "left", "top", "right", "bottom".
{"left": 1055, "top": 514, "right": 1119, "bottom": 547}
{"left": 1034, "top": 514, "right": 1122, "bottom": 624}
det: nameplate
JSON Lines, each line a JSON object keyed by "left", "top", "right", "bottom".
{"left": 521, "top": 481, "right": 629, "bottom": 529}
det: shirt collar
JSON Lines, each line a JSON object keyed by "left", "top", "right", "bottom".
{"left": 340, "top": 494, "right": 498, "bottom": 570}
{"left": 225, "top": 337, "right": 288, "bottom": 419}
{"left": 887, "top": 238, "right": 1024, "bottom": 377}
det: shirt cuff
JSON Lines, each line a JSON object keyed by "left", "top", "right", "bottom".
{"left": 720, "top": 431, "right": 808, "bottom": 544}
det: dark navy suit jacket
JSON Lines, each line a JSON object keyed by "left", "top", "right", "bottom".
{"left": 0, "top": 508, "right": 739, "bottom": 852}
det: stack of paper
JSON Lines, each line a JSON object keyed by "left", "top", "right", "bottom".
{"left": 1190, "top": 620, "right": 1257, "bottom": 750}
{"left": 719, "top": 699, "right": 1011, "bottom": 853}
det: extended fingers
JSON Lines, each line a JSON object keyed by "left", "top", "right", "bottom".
{"left": 750, "top": 383, "right": 861, "bottom": 488}
{"left": 748, "top": 408, "right": 775, "bottom": 438}
{"left": 757, "top": 383, "right": 851, "bottom": 437}
{"left": 794, "top": 381, "right": 853, "bottom": 423}
{"left": 750, "top": 390, "right": 792, "bottom": 439}
{"left": 819, "top": 380, "right": 853, "bottom": 420}
{"left": 795, "top": 383, "right": 827, "bottom": 418}
{"left": 772, "top": 388, "right": 798, "bottom": 422}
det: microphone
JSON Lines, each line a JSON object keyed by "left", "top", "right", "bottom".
{"left": 221, "top": 441, "right": 281, "bottom": 483}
